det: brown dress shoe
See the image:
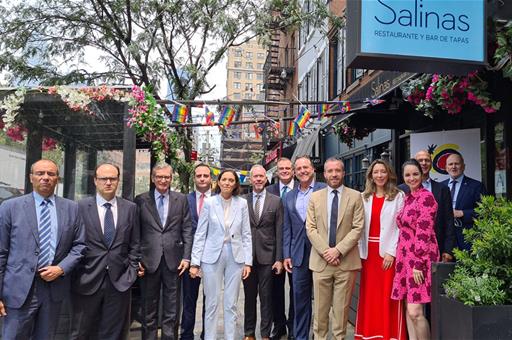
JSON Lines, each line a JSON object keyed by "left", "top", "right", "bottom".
{"left": 244, "top": 337, "right": 256, "bottom": 340}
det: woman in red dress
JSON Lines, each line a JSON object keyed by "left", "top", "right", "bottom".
{"left": 355, "top": 159, "right": 407, "bottom": 340}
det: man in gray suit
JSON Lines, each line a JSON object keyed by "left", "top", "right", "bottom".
{"left": 0, "top": 159, "right": 86, "bottom": 339}
{"left": 243, "top": 165, "right": 284, "bottom": 340}
{"left": 135, "top": 162, "right": 193, "bottom": 339}
{"left": 71, "top": 163, "right": 140, "bottom": 340}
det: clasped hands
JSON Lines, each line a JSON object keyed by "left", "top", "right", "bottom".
{"left": 323, "top": 247, "right": 341, "bottom": 266}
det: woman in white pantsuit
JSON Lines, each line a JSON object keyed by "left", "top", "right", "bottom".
{"left": 190, "top": 169, "right": 252, "bottom": 340}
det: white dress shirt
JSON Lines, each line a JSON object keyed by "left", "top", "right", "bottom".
{"left": 96, "top": 194, "right": 118, "bottom": 232}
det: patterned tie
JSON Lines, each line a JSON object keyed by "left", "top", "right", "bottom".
{"left": 158, "top": 195, "right": 166, "bottom": 226}
{"left": 103, "top": 202, "right": 115, "bottom": 246}
{"left": 254, "top": 193, "right": 261, "bottom": 223}
{"left": 450, "top": 180, "right": 458, "bottom": 200}
{"left": 281, "top": 186, "right": 288, "bottom": 199}
{"left": 37, "top": 199, "right": 53, "bottom": 269}
{"left": 198, "top": 193, "right": 205, "bottom": 215}
{"left": 329, "top": 190, "right": 339, "bottom": 247}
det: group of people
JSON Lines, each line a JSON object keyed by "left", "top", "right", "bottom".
{"left": 0, "top": 149, "right": 484, "bottom": 340}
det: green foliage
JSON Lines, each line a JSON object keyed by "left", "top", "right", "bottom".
{"left": 444, "top": 196, "right": 512, "bottom": 305}
{"left": 494, "top": 21, "right": 512, "bottom": 80}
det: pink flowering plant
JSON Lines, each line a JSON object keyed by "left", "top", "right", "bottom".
{"left": 401, "top": 72, "right": 501, "bottom": 118}
{"left": 333, "top": 120, "right": 375, "bottom": 148}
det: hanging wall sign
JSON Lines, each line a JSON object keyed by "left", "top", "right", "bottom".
{"left": 347, "top": 0, "right": 486, "bottom": 74}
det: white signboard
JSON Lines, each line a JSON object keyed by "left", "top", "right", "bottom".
{"left": 410, "top": 128, "right": 481, "bottom": 182}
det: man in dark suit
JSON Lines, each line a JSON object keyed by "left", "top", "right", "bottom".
{"left": 135, "top": 162, "right": 193, "bottom": 340}
{"left": 71, "top": 163, "right": 140, "bottom": 340}
{"left": 399, "top": 150, "right": 456, "bottom": 261}
{"left": 180, "top": 163, "right": 212, "bottom": 340}
{"left": 442, "top": 153, "right": 486, "bottom": 251}
{"left": 266, "top": 157, "right": 297, "bottom": 339}
{"left": 283, "top": 156, "right": 326, "bottom": 340}
{"left": 0, "top": 159, "right": 86, "bottom": 339}
{"left": 243, "top": 165, "right": 284, "bottom": 340}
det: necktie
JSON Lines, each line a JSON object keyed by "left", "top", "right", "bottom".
{"left": 329, "top": 190, "right": 339, "bottom": 248}
{"left": 37, "top": 199, "right": 52, "bottom": 269}
{"left": 450, "top": 180, "right": 458, "bottom": 200}
{"left": 103, "top": 202, "right": 115, "bottom": 246}
{"left": 254, "top": 194, "right": 261, "bottom": 223}
{"left": 198, "top": 193, "right": 205, "bottom": 215}
{"left": 281, "top": 186, "right": 288, "bottom": 199}
{"left": 158, "top": 195, "right": 166, "bottom": 226}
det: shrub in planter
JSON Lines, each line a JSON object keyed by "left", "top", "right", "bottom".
{"left": 444, "top": 196, "right": 512, "bottom": 305}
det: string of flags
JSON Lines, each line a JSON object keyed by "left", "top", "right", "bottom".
{"left": 210, "top": 166, "right": 249, "bottom": 183}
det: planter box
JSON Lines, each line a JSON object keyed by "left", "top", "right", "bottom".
{"left": 431, "top": 262, "right": 512, "bottom": 339}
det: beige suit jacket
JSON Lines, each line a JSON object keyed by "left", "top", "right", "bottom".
{"left": 306, "top": 186, "right": 364, "bottom": 272}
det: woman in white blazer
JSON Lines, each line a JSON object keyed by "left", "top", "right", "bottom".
{"left": 355, "top": 160, "right": 407, "bottom": 340}
{"left": 190, "top": 169, "right": 252, "bottom": 340}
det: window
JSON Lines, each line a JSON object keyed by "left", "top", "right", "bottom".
{"left": 233, "top": 82, "right": 241, "bottom": 89}
{"left": 246, "top": 62, "right": 253, "bottom": 69}
{"left": 246, "top": 72, "right": 253, "bottom": 80}
{"left": 256, "top": 84, "right": 263, "bottom": 91}
{"left": 257, "top": 53, "right": 265, "bottom": 59}
{"left": 257, "top": 63, "right": 263, "bottom": 69}
{"left": 244, "top": 93, "right": 253, "bottom": 99}
{"left": 246, "top": 52, "right": 253, "bottom": 59}
{"left": 234, "top": 71, "right": 242, "bottom": 79}
{"left": 233, "top": 93, "right": 241, "bottom": 99}
{"left": 234, "top": 61, "right": 242, "bottom": 68}
{"left": 245, "top": 83, "right": 252, "bottom": 91}
{"left": 234, "top": 49, "right": 242, "bottom": 57}
{"left": 256, "top": 73, "right": 263, "bottom": 80}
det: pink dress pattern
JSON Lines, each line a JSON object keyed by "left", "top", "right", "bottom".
{"left": 392, "top": 187, "right": 439, "bottom": 304}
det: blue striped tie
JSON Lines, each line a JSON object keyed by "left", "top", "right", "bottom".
{"left": 37, "top": 199, "right": 53, "bottom": 269}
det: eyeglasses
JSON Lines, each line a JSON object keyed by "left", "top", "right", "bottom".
{"left": 96, "top": 177, "right": 119, "bottom": 183}
{"left": 32, "top": 171, "right": 58, "bottom": 177}
{"left": 154, "top": 175, "right": 171, "bottom": 181}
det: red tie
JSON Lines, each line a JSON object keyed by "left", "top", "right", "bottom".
{"left": 198, "top": 193, "right": 205, "bottom": 215}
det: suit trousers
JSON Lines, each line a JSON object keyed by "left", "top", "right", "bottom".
{"left": 272, "top": 271, "right": 294, "bottom": 335}
{"left": 201, "top": 242, "right": 244, "bottom": 340}
{"left": 243, "top": 262, "right": 273, "bottom": 337}
{"left": 141, "top": 256, "right": 182, "bottom": 340}
{"left": 291, "top": 261, "right": 313, "bottom": 340}
{"left": 180, "top": 269, "right": 205, "bottom": 340}
{"left": 312, "top": 266, "right": 357, "bottom": 340}
{"left": 2, "top": 277, "right": 61, "bottom": 340}
{"left": 70, "top": 274, "right": 131, "bottom": 340}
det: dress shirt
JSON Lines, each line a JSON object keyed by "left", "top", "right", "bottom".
{"left": 279, "top": 179, "right": 294, "bottom": 194}
{"left": 252, "top": 189, "right": 266, "bottom": 218}
{"left": 195, "top": 189, "right": 212, "bottom": 215}
{"left": 449, "top": 174, "right": 465, "bottom": 208}
{"left": 96, "top": 194, "right": 118, "bottom": 232}
{"left": 154, "top": 189, "right": 170, "bottom": 224}
{"left": 327, "top": 185, "right": 344, "bottom": 242}
{"left": 422, "top": 177, "right": 432, "bottom": 192}
{"left": 296, "top": 181, "right": 314, "bottom": 222}
{"left": 221, "top": 196, "right": 232, "bottom": 243}
{"left": 33, "top": 191, "right": 58, "bottom": 265}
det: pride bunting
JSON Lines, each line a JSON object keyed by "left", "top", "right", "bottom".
{"left": 172, "top": 104, "right": 188, "bottom": 123}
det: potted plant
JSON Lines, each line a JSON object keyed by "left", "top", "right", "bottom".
{"left": 432, "top": 196, "right": 512, "bottom": 339}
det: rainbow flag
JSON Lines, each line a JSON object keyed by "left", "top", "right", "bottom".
{"left": 288, "top": 121, "right": 297, "bottom": 136}
{"left": 218, "top": 106, "right": 236, "bottom": 127}
{"left": 205, "top": 106, "right": 215, "bottom": 126}
{"left": 294, "top": 106, "right": 311, "bottom": 129}
{"left": 338, "top": 101, "right": 351, "bottom": 113}
{"left": 317, "top": 103, "right": 331, "bottom": 120}
{"left": 172, "top": 104, "right": 188, "bottom": 123}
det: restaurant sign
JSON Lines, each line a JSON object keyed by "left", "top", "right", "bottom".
{"left": 347, "top": 0, "right": 486, "bottom": 74}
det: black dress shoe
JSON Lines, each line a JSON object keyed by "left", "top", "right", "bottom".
{"left": 270, "top": 327, "right": 287, "bottom": 340}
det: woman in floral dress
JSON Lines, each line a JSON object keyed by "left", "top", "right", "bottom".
{"left": 392, "top": 159, "right": 439, "bottom": 340}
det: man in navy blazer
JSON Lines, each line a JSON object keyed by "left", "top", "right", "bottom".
{"left": 180, "top": 163, "right": 212, "bottom": 340}
{"left": 442, "top": 153, "right": 486, "bottom": 251}
{"left": 0, "top": 159, "right": 86, "bottom": 339}
{"left": 266, "top": 157, "right": 297, "bottom": 339}
{"left": 71, "top": 163, "right": 140, "bottom": 340}
{"left": 282, "top": 156, "right": 326, "bottom": 340}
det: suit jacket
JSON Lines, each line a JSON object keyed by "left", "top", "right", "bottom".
{"left": 245, "top": 191, "right": 284, "bottom": 265}
{"left": 135, "top": 189, "right": 192, "bottom": 273}
{"left": 73, "top": 196, "right": 140, "bottom": 295}
{"left": 306, "top": 186, "right": 364, "bottom": 272}
{"left": 282, "top": 182, "right": 326, "bottom": 267}
{"left": 358, "top": 192, "right": 404, "bottom": 259}
{"left": 187, "top": 191, "right": 215, "bottom": 234}
{"left": 266, "top": 181, "right": 298, "bottom": 198}
{"left": 441, "top": 175, "right": 486, "bottom": 250}
{"left": 191, "top": 195, "right": 252, "bottom": 266}
{"left": 399, "top": 180, "right": 456, "bottom": 255}
{"left": 0, "top": 194, "right": 86, "bottom": 308}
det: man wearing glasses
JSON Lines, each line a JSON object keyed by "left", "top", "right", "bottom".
{"left": 135, "top": 163, "right": 193, "bottom": 339}
{"left": 0, "top": 159, "right": 86, "bottom": 339}
{"left": 71, "top": 163, "right": 141, "bottom": 339}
